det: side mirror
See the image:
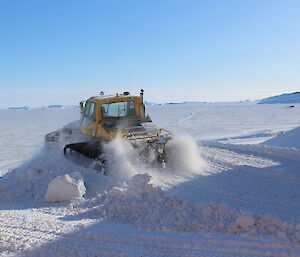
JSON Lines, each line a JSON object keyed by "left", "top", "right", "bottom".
{"left": 79, "top": 101, "right": 85, "bottom": 113}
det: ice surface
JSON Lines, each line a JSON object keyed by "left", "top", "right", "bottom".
{"left": 0, "top": 103, "right": 300, "bottom": 256}
{"left": 148, "top": 102, "right": 300, "bottom": 143}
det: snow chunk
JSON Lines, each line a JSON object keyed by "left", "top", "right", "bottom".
{"left": 235, "top": 215, "right": 255, "bottom": 228}
{"left": 45, "top": 174, "right": 86, "bottom": 202}
{"left": 128, "top": 173, "right": 151, "bottom": 187}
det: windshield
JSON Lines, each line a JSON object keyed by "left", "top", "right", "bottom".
{"left": 102, "top": 101, "right": 135, "bottom": 119}
{"left": 82, "top": 101, "right": 96, "bottom": 127}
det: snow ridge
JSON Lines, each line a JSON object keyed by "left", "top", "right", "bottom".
{"left": 91, "top": 174, "right": 300, "bottom": 243}
{"left": 259, "top": 92, "right": 300, "bottom": 104}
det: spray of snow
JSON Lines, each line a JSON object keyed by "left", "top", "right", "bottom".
{"left": 99, "top": 134, "right": 208, "bottom": 188}
{"left": 165, "top": 134, "right": 207, "bottom": 174}
{"left": 101, "top": 135, "right": 141, "bottom": 180}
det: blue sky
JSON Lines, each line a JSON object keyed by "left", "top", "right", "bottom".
{"left": 0, "top": 0, "right": 299, "bottom": 107}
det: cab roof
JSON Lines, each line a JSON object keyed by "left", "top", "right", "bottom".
{"left": 87, "top": 93, "right": 139, "bottom": 103}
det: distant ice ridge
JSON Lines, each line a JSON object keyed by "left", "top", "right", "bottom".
{"left": 7, "top": 106, "right": 30, "bottom": 110}
{"left": 258, "top": 92, "right": 300, "bottom": 104}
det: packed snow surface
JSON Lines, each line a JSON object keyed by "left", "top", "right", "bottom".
{"left": 1, "top": 102, "right": 300, "bottom": 256}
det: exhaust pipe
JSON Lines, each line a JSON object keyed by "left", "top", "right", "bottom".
{"left": 140, "top": 89, "right": 144, "bottom": 104}
{"left": 140, "top": 89, "right": 145, "bottom": 118}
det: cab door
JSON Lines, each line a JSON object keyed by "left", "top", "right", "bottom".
{"left": 81, "top": 101, "right": 97, "bottom": 137}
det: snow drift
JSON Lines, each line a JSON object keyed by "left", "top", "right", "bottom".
{"left": 0, "top": 147, "right": 116, "bottom": 203}
{"left": 91, "top": 174, "right": 300, "bottom": 243}
{"left": 263, "top": 126, "right": 300, "bottom": 150}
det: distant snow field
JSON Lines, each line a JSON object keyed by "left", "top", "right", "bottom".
{"left": 0, "top": 108, "right": 79, "bottom": 176}
{"left": 1, "top": 102, "right": 300, "bottom": 256}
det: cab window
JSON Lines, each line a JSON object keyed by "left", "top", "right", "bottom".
{"left": 82, "top": 101, "right": 96, "bottom": 126}
{"left": 102, "top": 101, "right": 135, "bottom": 119}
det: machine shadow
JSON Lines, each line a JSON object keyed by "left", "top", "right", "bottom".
{"left": 168, "top": 160, "right": 300, "bottom": 221}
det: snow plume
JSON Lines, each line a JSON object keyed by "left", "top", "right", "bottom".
{"left": 100, "top": 134, "right": 208, "bottom": 187}
{"left": 101, "top": 135, "right": 142, "bottom": 180}
{"left": 96, "top": 174, "right": 300, "bottom": 243}
{"left": 165, "top": 134, "right": 207, "bottom": 174}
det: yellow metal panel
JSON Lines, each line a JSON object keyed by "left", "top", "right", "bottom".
{"left": 81, "top": 122, "right": 97, "bottom": 137}
{"left": 95, "top": 124, "right": 115, "bottom": 141}
{"left": 81, "top": 95, "right": 145, "bottom": 142}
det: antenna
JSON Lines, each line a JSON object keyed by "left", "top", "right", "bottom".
{"left": 129, "top": 70, "right": 132, "bottom": 92}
